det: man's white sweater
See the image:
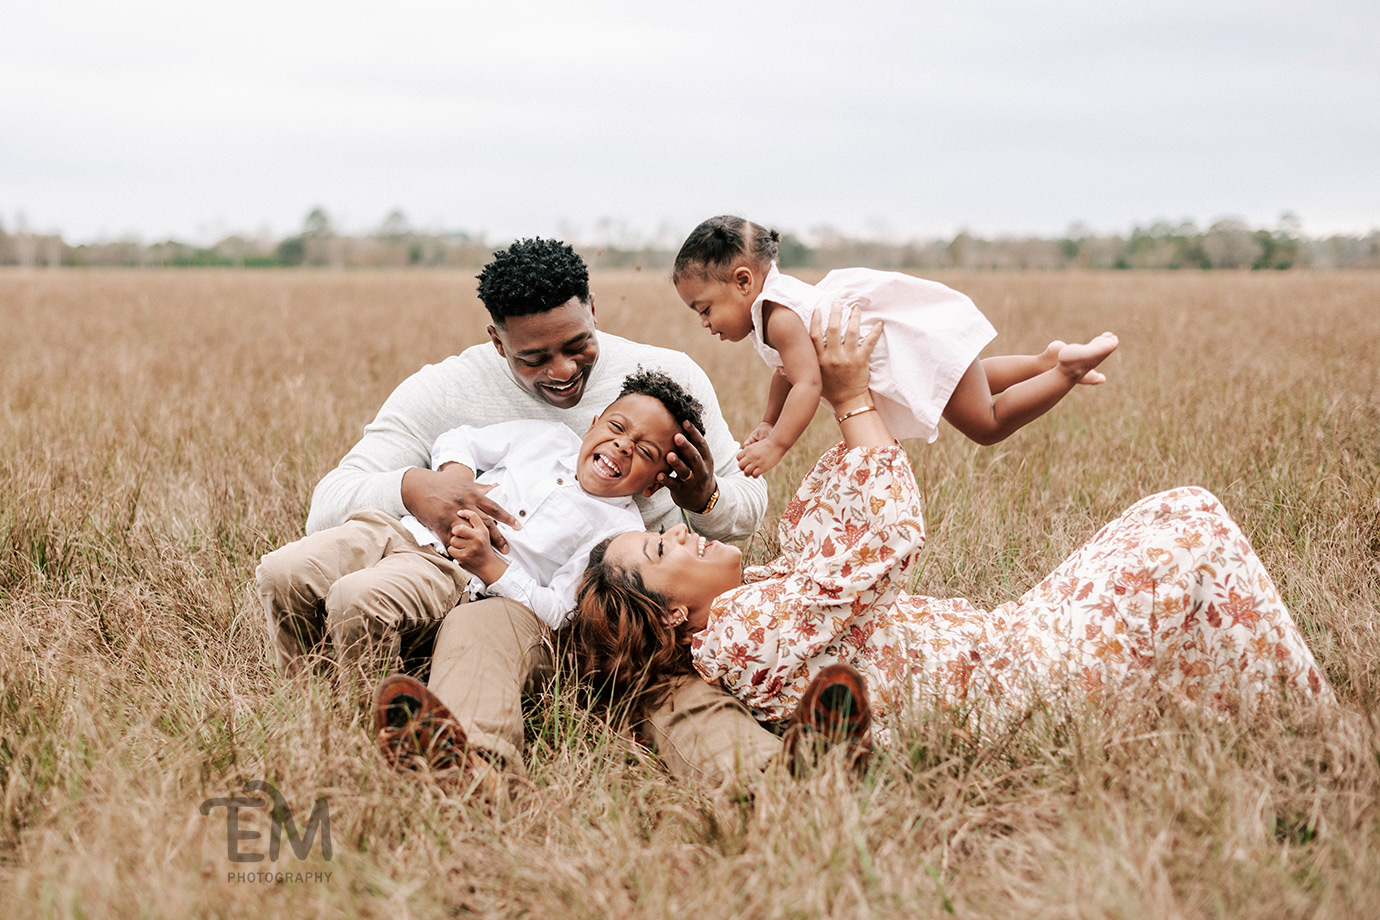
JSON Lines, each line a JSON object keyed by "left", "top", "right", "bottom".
{"left": 306, "top": 330, "right": 767, "bottom": 542}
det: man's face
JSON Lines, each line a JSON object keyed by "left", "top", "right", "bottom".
{"left": 488, "top": 297, "right": 599, "bottom": 409}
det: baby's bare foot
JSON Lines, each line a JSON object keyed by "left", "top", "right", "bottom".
{"left": 1038, "top": 340, "right": 1067, "bottom": 370}
{"left": 1057, "top": 332, "right": 1118, "bottom": 383}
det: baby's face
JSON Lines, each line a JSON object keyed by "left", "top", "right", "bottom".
{"left": 576, "top": 394, "right": 681, "bottom": 498}
{"left": 675, "top": 268, "right": 757, "bottom": 343}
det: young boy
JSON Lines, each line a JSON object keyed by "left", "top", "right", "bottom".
{"left": 257, "top": 369, "right": 704, "bottom": 676}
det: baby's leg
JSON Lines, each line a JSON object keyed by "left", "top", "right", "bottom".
{"left": 1054, "top": 333, "right": 1119, "bottom": 382}
{"left": 944, "top": 333, "right": 1118, "bottom": 445}
{"left": 982, "top": 340, "right": 1104, "bottom": 393}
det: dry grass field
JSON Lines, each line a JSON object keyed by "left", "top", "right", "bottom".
{"left": 2, "top": 267, "right": 1378, "bottom": 918}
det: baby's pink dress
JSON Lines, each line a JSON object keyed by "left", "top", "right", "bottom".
{"left": 750, "top": 263, "right": 997, "bottom": 442}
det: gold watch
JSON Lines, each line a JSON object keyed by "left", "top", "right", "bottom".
{"left": 695, "top": 482, "right": 721, "bottom": 515}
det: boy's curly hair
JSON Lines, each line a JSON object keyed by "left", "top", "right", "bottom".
{"left": 617, "top": 368, "right": 705, "bottom": 434}
{"left": 476, "top": 238, "right": 591, "bottom": 324}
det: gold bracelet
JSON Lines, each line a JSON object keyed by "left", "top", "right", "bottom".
{"left": 695, "top": 483, "right": 721, "bottom": 515}
{"left": 835, "top": 404, "right": 878, "bottom": 424}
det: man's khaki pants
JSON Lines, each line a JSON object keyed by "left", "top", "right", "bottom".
{"left": 258, "top": 513, "right": 783, "bottom": 786}
{"left": 428, "top": 597, "right": 783, "bottom": 786}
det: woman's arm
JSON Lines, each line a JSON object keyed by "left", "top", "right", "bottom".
{"left": 694, "top": 308, "right": 923, "bottom": 718}
{"left": 694, "top": 443, "right": 926, "bottom": 718}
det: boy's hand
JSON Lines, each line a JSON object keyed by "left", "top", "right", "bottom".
{"left": 737, "top": 438, "right": 787, "bottom": 478}
{"left": 447, "top": 510, "right": 508, "bottom": 585}
{"left": 743, "top": 422, "right": 774, "bottom": 447}
{"left": 403, "top": 467, "right": 518, "bottom": 553}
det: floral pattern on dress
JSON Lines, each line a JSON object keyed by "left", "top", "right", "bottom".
{"left": 690, "top": 443, "right": 1332, "bottom": 746}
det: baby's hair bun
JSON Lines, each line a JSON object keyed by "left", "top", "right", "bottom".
{"left": 673, "top": 214, "right": 774, "bottom": 282}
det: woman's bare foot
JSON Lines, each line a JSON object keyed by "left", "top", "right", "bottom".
{"left": 1057, "top": 332, "right": 1118, "bottom": 383}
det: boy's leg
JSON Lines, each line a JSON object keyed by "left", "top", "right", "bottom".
{"left": 639, "top": 675, "right": 783, "bottom": 789}
{"left": 324, "top": 541, "right": 468, "bottom": 675}
{"left": 256, "top": 512, "right": 403, "bottom": 674}
{"left": 426, "top": 597, "right": 554, "bottom": 775}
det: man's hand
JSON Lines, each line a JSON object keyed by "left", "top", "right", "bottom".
{"left": 401, "top": 466, "right": 518, "bottom": 554}
{"left": 447, "top": 510, "right": 509, "bottom": 585}
{"left": 647, "top": 419, "right": 717, "bottom": 513}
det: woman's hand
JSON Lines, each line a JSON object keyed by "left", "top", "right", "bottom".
{"left": 812, "top": 301, "right": 892, "bottom": 448}
{"left": 812, "top": 301, "right": 882, "bottom": 409}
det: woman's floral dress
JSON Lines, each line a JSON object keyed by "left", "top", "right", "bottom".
{"left": 690, "top": 444, "right": 1332, "bottom": 744}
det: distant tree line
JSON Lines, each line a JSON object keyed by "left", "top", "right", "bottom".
{"left": 1, "top": 209, "right": 1376, "bottom": 270}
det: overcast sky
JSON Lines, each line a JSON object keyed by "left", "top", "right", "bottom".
{"left": 3, "top": 1, "right": 1377, "bottom": 245}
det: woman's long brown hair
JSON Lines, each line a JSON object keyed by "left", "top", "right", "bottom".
{"left": 567, "top": 537, "right": 696, "bottom": 718}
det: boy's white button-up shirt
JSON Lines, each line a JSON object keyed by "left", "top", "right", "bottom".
{"left": 399, "top": 419, "right": 643, "bottom": 630}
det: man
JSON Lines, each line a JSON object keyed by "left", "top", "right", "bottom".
{"left": 303, "top": 237, "right": 781, "bottom": 787}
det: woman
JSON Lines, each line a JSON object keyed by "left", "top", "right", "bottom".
{"left": 570, "top": 306, "right": 1333, "bottom": 745}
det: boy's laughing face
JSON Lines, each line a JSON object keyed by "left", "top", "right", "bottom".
{"left": 576, "top": 393, "right": 681, "bottom": 498}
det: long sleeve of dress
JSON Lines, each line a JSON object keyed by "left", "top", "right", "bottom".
{"left": 691, "top": 442, "right": 926, "bottom": 721}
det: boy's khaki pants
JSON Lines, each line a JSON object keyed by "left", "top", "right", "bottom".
{"left": 256, "top": 509, "right": 469, "bottom": 675}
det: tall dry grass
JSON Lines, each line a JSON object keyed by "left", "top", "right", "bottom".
{"left": 1, "top": 267, "right": 1378, "bottom": 918}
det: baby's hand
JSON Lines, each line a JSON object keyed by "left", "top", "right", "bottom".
{"left": 737, "top": 439, "right": 788, "bottom": 478}
{"left": 743, "top": 422, "right": 774, "bottom": 447}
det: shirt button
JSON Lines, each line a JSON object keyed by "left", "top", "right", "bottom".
{"left": 556, "top": 477, "right": 564, "bottom": 484}
{"left": 519, "top": 510, "right": 527, "bottom": 517}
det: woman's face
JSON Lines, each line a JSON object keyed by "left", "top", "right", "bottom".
{"left": 603, "top": 523, "right": 743, "bottom": 629}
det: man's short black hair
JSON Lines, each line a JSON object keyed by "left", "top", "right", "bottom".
{"left": 616, "top": 368, "right": 705, "bottom": 435}
{"left": 476, "top": 238, "right": 591, "bottom": 324}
